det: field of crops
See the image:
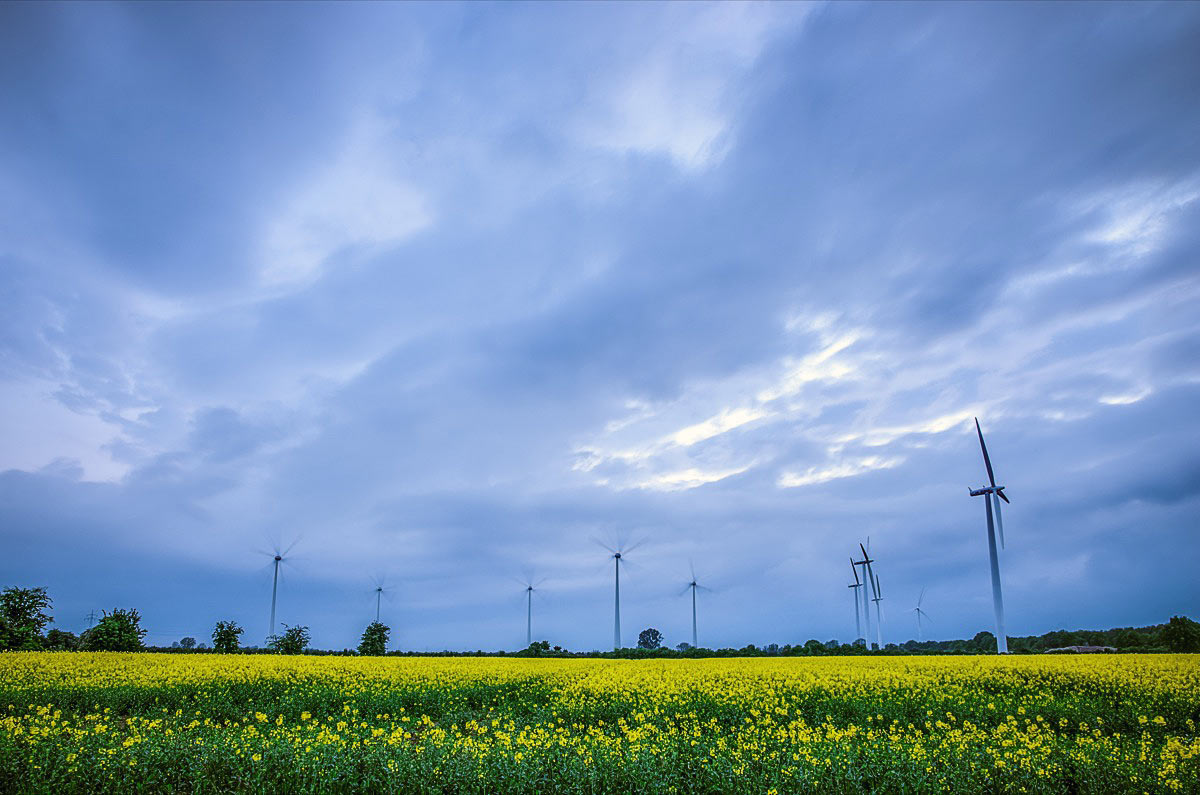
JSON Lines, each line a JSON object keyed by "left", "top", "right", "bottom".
{"left": 1, "top": 653, "right": 1198, "bottom": 793}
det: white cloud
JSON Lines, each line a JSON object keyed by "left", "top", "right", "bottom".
{"left": 632, "top": 464, "right": 751, "bottom": 492}
{"left": 1098, "top": 388, "right": 1151, "bottom": 406}
{"left": 573, "top": 3, "right": 811, "bottom": 172}
{"left": 666, "top": 406, "right": 772, "bottom": 447}
{"left": 777, "top": 456, "right": 903, "bottom": 488}
{"left": 260, "top": 117, "right": 432, "bottom": 288}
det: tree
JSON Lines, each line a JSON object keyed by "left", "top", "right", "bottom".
{"left": 804, "top": 639, "right": 825, "bottom": 655}
{"left": 1162, "top": 616, "right": 1200, "bottom": 652}
{"left": 358, "top": 622, "right": 390, "bottom": 656}
{"left": 637, "top": 628, "right": 662, "bottom": 650}
{"left": 179, "top": 637, "right": 196, "bottom": 650}
{"left": 0, "top": 586, "right": 53, "bottom": 650}
{"left": 80, "top": 609, "right": 147, "bottom": 652}
{"left": 268, "top": 624, "right": 310, "bottom": 654}
{"left": 45, "top": 628, "right": 79, "bottom": 651}
{"left": 211, "top": 621, "right": 244, "bottom": 653}
{"left": 676, "top": 642, "right": 692, "bottom": 652}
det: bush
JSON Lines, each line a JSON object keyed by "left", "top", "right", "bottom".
{"left": 268, "top": 624, "right": 310, "bottom": 655}
{"left": 211, "top": 621, "right": 244, "bottom": 653}
{"left": 80, "top": 609, "right": 147, "bottom": 652}
{"left": 45, "top": 628, "right": 79, "bottom": 651}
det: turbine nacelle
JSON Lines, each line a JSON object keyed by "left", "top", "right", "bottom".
{"left": 968, "top": 484, "right": 1008, "bottom": 502}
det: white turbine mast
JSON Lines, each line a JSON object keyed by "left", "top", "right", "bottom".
{"left": 913, "top": 587, "right": 932, "bottom": 642}
{"left": 970, "top": 417, "right": 1010, "bottom": 654}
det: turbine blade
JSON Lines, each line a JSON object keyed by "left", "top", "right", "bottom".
{"left": 678, "top": 583, "right": 693, "bottom": 597}
{"left": 622, "top": 536, "right": 647, "bottom": 556}
{"left": 591, "top": 536, "right": 616, "bottom": 554}
{"left": 975, "top": 417, "right": 996, "bottom": 489}
{"left": 850, "top": 559, "right": 860, "bottom": 584}
{"left": 993, "top": 493, "right": 1006, "bottom": 550}
{"left": 918, "top": 587, "right": 925, "bottom": 608}
{"left": 689, "top": 559, "right": 696, "bottom": 582}
{"left": 997, "top": 486, "right": 1011, "bottom": 504}
{"left": 859, "top": 542, "right": 869, "bottom": 561}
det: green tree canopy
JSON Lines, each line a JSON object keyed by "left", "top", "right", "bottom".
{"left": 637, "top": 628, "right": 662, "bottom": 649}
{"left": 1162, "top": 615, "right": 1200, "bottom": 652}
{"left": 80, "top": 609, "right": 147, "bottom": 652}
{"left": 357, "top": 622, "right": 390, "bottom": 656}
{"left": 211, "top": 621, "right": 244, "bottom": 653}
{"left": 268, "top": 624, "right": 310, "bottom": 655}
{"left": 0, "top": 587, "right": 54, "bottom": 651}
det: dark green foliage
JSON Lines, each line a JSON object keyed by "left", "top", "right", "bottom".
{"left": 1161, "top": 615, "right": 1200, "bottom": 652}
{"left": 268, "top": 624, "right": 310, "bottom": 655}
{"left": 637, "top": 628, "right": 662, "bottom": 649}
{"left": 179, "top": 637, "right": 196, "bottom": 649}
{"left": 0, "top": 586, "right": 53, "bottom": 650}
{"left": 80, "top": 609, "right": 147, "bottom": 652}
{"left": 357, "top": 622, "right": 389, "bottom": 656}
{"left": 211, "top": 620, "right": 244, "bottom": 653}
{"left": 44, "top": 628, "right": 79, "bottom": 651}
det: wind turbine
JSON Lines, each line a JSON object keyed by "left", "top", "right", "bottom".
{"left": 261, "top": 539, "right": 299, "bottom": 642}
{"left": 913, "top": 588, "right": 931, "bottom": 642}
{"left": 518, "top": 577, "right": 543, "bottom": 647}
{"left": 969, "top": 417, "right": 1010, "bottom": 654}
{"left": 680, "top": 563, "right": 711, "bottom": 648}
{"left": 848, "top": 558, "right": 863, "bottom": 642}
{"left": 855, "top": 542, "right": 874, "bottom": 647}
{"left": 369, "top": 576, "right": 394, "bottom": 625}
{"left": 869, "top": 571, "right": 884, "bottom": 649}
{"left": 596, "top": 538, "right": 642, "bottom": 650}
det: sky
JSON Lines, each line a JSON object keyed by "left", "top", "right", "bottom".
{"left": 1, "top": 1, "right": 1198, "bottom": 652}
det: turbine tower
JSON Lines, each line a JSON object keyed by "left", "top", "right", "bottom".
{"left": 262, "top": 539, "right": 298, "bottom": 642}
{"left": 913, "top": 588, "right": 931, "bottom": 642}
{"left": 969, "top": 417, "right": 1010, "bottom": 654}
{"left": 519, "top": 578, "right": 543, "bottom": 647}
{"left": 681, "top": 563, "right": 710, "bottom": 648}
{"left": 370, "top": 576, "right": 393, "bottom": 625}
{"left": 596, "top": 538, "right": 642, "bottom": 650}
{"left": 855, "top": 543, "right": 874, "bottom": 647}
{"left": 848, "top": 558, "right": 863, "bottom": 642}
{"left": 869, "top": 572, "right": 884, "bottom": 649}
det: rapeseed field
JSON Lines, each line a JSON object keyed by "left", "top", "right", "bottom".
{"left": 0, "top": 653, "right": 1197, "bottom": 793}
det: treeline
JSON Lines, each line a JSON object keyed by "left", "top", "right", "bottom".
{"left": 3, "top": 584, "right": 1198, "bottom": 656}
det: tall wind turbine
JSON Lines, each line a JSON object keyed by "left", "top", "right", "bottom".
{"left": 913, "top": 588, "right": 931, "bottom": 642}
{"left": 855, "top": 543, "right": 874, "bottom": 647}
{"left": 848, "top": 558, "right": 863, "bottom": 642}
{"left": 369, "top": 576, "right": 394, "bottom": 625}
{"left": 518, "top": 577, "right": 543, "bottom": 647}
{"left": 597, "top": 538, "right": 642, "bottom": 650}
{"left": 681, "top": 563, "right": 711, "bottom": 648}
{"left": 869, "top": 571, "right": 884, "bottom": 649}
{"left": 969, "top": 417, "right": 1010, "bottom": 654}
{"left": 263, "top": 539, "right": 298, "bottom": 641}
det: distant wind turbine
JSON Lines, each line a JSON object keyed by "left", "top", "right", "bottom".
{"left": 596, "top": 537, "right": 643, "bottom": 650}
{"left": 259, "top": 539, "right": 299, "bottom": 641}
{"left": 848, "top": 558, "right": 863, "bottom": 642}
{"left": 856, "top": 542, "right": 875, "bottom": 647}
{"left": 518, "top": 577, "right": 544, "bottom": 647}
{"left": 913, "top": 588, "right": 931, "bottom": 642}
{"left": 870, "top": 571, "right": 884, "bottom": 649}
{"left": 680, "top": 563, "right": 711, "bottom": 648}
{"left": 369, "top": 576, "right": 394, "bottom": 625}
{"left": 969, "top": 417, "right": 1010, "bottom": 654}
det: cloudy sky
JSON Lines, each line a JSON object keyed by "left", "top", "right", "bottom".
{"left": 2, "top": 2, "right": 1197, "bottom": 651}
